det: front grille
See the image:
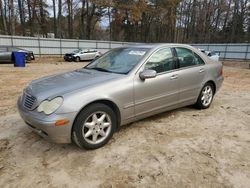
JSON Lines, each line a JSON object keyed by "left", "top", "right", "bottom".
{"left": 23, "top": 93, "right": 36, "bottom": 110}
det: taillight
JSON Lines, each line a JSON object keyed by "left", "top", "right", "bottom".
{"left": 220, "top": 66, "right": 223, "bottom": 76}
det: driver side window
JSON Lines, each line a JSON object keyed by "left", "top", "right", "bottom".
{"left": 145, "top": 48, "right": 175, "bottom": 74}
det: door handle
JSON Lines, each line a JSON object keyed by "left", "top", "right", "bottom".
{"left": 199, "top": 68, "right": 205, "bottom": 73}
{"left": 170, "top": 74, "right": 178, "bottom": 80}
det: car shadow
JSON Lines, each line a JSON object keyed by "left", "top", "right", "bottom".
{"left": 118, "top": 106, "right": 195, "bottom": 132}
{"left": 0, "top": 62, "right": 14, "bottom": 64}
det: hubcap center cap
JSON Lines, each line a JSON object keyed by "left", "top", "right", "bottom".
{"left": 94, "top": 125, "right": 100, "bottom": 131}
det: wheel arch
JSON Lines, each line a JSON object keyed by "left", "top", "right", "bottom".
{"left": 71, "top": 99, "right": 121, "bottom": 135}
{"left": 205, "top": 80, "right": 216, "bottom": 94}
{"left": 75, "top": 56, "right": 80, "bottom": 61}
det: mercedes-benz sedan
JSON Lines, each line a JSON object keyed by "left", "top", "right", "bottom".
{"left": 18, "top": 44, "right": 223, "bottom": 149}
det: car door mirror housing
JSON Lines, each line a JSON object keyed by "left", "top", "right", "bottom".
{"left": 139, "top": 69, "right": 157, "bottom": 80}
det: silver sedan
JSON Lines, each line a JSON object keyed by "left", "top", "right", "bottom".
{"left": 18, "top": 44, "right": 223, "bottom": 149}
{"left": 73, "top": 49, "right": 101, "bottom": 62}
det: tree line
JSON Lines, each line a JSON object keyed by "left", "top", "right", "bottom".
{"left": 0, "top": 0, "right": 249, "bottom": 43}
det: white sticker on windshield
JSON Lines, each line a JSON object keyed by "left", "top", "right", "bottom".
{"left": 129, "top": 51, "right": 146, "bottom": 56}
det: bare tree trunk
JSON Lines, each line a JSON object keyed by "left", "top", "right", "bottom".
{"left": 80, "top": 0, "right": 86, "bottom": 39}
{"left": 222, "top": 0, "right": 232, "bottom": 31}
{"left": 27, "top": 0, "right": 34, "bottom": 36}
{"left": 214, "top": 1, "right": 222, "bottom": 32}
{"left": 29, "top": 0, "right": 38, "bottom": 37}
{"left": 66, "top": 0, "right": 73, "bottom": 38}
{"left": 230, "top": 0, "right": 239, "bottom": 42}
{"left": 9, "top": 0, "right": 15, "bottom": 35}
{"left": 58, "top": 0, "right": 62, "bottom": 38}
{"left": 52, "top": 0, "right": 57, "bottom": 37}
{"left": 184, "top": 0, "right": 192, "bottom": 42}
{"left": 108, "top": 6, "right": 111, "bottom": 41}
{"left": 86, "top": 0, "right": 89, "bottom": 39}
{"left": 39, "top": 0, "right": 47, "bottom": 37}
{"left": 0, "top": 0, "right": 7, "bottom": 34}
{"left": 84, "top": 0, "right": 96, "bottom": 40}
{"left": 190, "top": 0, "right": 197, "bottom": 42}
{"left": 17, "top": 0, "right": 25, "bottom": 35}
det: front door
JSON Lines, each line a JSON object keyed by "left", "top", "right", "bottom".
{"left": 134, "top": 47, "right": 179, "bottom": 119}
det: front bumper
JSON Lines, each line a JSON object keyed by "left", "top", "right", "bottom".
{"left": 64, "top": 55, "right": 74, "bottom": 61}
{"left": 17, "top": 97, "right": 77, "bottom": 144}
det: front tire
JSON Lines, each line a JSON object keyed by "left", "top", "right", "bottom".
{"left": 195, "top": 83, "right": 214, "bottom": 109}
{"left": 75, "top": 57, "right": 80, "bottom": 62}
{"left": 72, "top": 103, "right": 116, "bottom": 149}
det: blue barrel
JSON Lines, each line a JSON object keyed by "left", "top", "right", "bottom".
{"left": 12, "top": 52, "right": 26, "bottom": 67}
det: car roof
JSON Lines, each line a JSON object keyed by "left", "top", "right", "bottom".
{"left": 79, "top": 48, "right": 95, "bottom": 50}
{"left": 122, "top": 43, "right": 195, "bottom": 49}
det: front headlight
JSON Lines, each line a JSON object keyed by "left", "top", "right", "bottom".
{"left": 37, "top": 97, "right": 63, "bottom": 115}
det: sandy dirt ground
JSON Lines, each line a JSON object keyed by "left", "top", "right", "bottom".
{"left": 0, "top": 59, "right": 250, "bottom": 188}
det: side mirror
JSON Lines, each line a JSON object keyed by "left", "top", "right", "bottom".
{"left": 139, "top": 69, "right": 157, "bottom": 80}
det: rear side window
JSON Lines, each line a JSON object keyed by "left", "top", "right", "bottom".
{"left": 175, "top": 47, "right": 204, "bottom": 68}
{"left": 145, "top": 48, "right": 176, "bottom": 73}
{"left": 194, "top": 52, "right": 205, "bottom": 65}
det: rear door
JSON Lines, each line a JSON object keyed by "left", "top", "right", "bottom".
{"left": 87, "top": 50, "right": 97, "bottom": 59}
{"left": 134, "top": 47, "right": 179, "bottom": 118}
{"left": 174, "top": 47, "right": 206, "bottom": 104}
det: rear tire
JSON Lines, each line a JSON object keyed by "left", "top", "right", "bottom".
{"left": 72, "top": 103, "right": 116, "bottom": 149}
{"left": 195, "top": 83, "right": 214, "bottom": 109}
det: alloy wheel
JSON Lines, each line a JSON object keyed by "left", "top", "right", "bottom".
{"left": 201, "top": 85, "right": 213, "bottom": 106}
{"left": 82, "top": 111, "right": 112, "bottom": 145}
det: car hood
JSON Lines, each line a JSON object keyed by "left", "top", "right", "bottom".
{"left": 25, "top": 69, "right": 122, "bottom": 101}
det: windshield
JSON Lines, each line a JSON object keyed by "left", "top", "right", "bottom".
{"left": 73, "top": 49, "right": 82, "bottom": 53}
{"left": 85, "top": 47, "right": 149, "bottom": 74}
